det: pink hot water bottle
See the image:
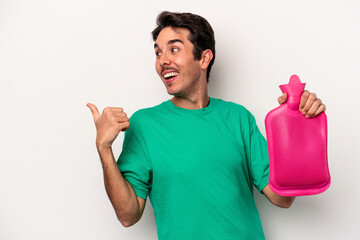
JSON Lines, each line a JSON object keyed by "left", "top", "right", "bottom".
{"left": 265, "top": 75, "right": 330, "bottom": 196}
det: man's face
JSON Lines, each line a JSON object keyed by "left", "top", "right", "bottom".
{"left": 154, "top": 27, "right": 203, "bottom": 97}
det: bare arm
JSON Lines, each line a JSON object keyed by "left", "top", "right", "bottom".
{"left": 98, "top": 146, "right": 146, "bottom": 227}
{"left": 88, "top": 103, "right": 145, "bottom": 227}
{"left": 262, "top": 185, "right": 295, "bottom": 208}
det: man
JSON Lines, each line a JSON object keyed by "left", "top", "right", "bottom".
{"left": 87, "top": 11, "right": 326, "bottom": 240}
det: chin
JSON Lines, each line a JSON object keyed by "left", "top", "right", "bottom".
{"left": 165, "top": 85, "right": 180, "bottom": 96}
{"left": 166, "top": 90, "right": 179, "bottom": 96}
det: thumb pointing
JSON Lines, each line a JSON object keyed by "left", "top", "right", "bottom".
{"left": 87, "top": 103, "right": 100, "bottom": 122}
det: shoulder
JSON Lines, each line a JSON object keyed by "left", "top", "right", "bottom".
{"left": 131, "top": 101, "right": 166, "bottom": 119}
{"left": 128, "top": 101, "right": 167, "bottom": 130}
{"left": 213, "top": 97, "right": 255, "bottom": 122}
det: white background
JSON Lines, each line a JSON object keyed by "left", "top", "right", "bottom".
{"left": 1, "top": 0, "right": 359, "bottom": 239}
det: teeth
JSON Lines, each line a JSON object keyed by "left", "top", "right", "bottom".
{"left": 163, "top": 72, "right": 178, "bottom": 79}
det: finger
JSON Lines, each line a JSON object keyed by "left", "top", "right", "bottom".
{"left": 121, "top": 122, "right": 130, "bottom": 132}
{"left": 110, "top": 107, "right": 124, "bottom": 112}
{"left": 300, "top": 92, "right": 317, "bottom": 114}
{"left": 305, "top": 98, "right": 322, "bottom": 118}
{"left": 113, "top": 112, "right": 127, "bottom": 117}
{"left": 277, "top": 93, "right": 288, "bottom": 105}
{"left": 111, "top": 116, "right": 129, "bottom": 124}
{"left": 116, "top": 121, "right": 130, "bottom": 132}
{"left": 87, "top": 103, "right": 100, "bottom": 122}
{"left": 103, "top": 107, "right": 124, "bottom": 114}
{"left": 299, "top": 90, "right": 310, "bottom": 111}
{"left": 313, "top": 104, "right": 326, "bottom": 117}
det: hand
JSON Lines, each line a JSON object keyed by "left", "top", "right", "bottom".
{"left": 87, "top": 103, "right": 130, "bottom": 150}
{"left": 277, "top": 90, "right": 326, "bottom": 118}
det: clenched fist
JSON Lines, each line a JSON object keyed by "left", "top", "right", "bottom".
{"left": 87, "top": 103, "right": 130, "bottom": 150}
{"left": 277, "top": 90, "right": 326, "bottom": 118}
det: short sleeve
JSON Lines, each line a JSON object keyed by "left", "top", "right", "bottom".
{"left": 248, "top": 115, "right": 269, "bottom": 193}
{"left": 117, "top": 113, "right": 152, "bottom": 199}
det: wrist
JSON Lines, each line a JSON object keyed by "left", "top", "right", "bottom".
{"left": 96, "top": 142, "right": 112, "bottom": 155}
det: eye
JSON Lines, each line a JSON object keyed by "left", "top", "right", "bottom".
{"left": 155, "top": 51, "right": 162, "bottom": 57}
{"left": 171, "top": 48, "right": 179, "bottom": 53}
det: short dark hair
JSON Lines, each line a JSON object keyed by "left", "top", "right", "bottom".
{"left": 152, "top": 11, "right": 216, "bottom": 82}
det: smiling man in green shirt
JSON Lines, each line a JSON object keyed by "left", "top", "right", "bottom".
{"left": 87, "top": 11, "right": 326, "bottom": 240}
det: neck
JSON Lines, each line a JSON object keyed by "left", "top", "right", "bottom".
{"left": 170, "top": 84, "right": 209, "bottom": 109}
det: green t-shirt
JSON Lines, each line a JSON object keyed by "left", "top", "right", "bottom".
{"left": 117, "top": 97, "right": 269, "bottom": 240}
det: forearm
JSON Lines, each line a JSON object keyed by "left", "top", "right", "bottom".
{"left": 97, "top": 146, "right": 143, "bottom": 226}
{"left": 262, "top": 185, "right": 295, "bottom": 208}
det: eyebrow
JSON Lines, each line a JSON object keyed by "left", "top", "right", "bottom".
{"left": 154, "top": 39, "right": 184, "bottom": 49}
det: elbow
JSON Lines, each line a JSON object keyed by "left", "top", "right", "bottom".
{"left": 120, "top": 220, "right": 134, "bottom": 228}
{"left": 117, "top": 213, "right": 139, "bottom": 228}
{"left": 277, "top": 202, "right": 292, "bottom": 209}
{"left": 275, "top": 197, "right": 295, "bottom": 209}
{"left": 118, "top": 218, "right": 134, "bottom": 228}
{"left": 263, "top": 185, "right": 295, "bottom": 209}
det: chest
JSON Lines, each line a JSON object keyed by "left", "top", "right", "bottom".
{"left": 144, "top": 116, "right": 248, "bottom": 183}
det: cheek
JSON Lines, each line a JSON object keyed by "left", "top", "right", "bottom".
{"left": 155, "top": 61, "right": 161, "bottom": 75}
{"left": 185, "top": 62, "right": 200, "bottom": 76}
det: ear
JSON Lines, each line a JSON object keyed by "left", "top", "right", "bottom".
{"left": 200, "top": 49, "right": 213, "bottom": 70}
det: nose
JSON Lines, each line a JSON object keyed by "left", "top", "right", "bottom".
{"left": 159, "top": 52, "right": 170, "bottom": 66}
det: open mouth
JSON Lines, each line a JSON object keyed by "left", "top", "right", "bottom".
{"left": 163, "top": 72, "right": 179, "bottom": 82}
